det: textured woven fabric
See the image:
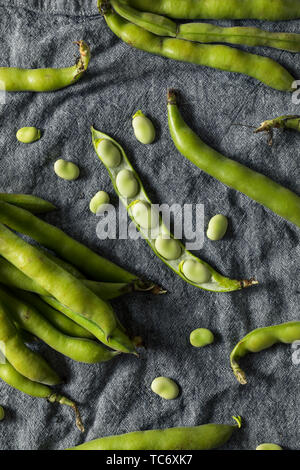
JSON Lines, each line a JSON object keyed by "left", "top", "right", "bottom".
{"left": 0, "top": 0, "right": 299, "bottom": 450}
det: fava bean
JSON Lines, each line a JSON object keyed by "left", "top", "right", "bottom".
{"left": 132, "top": 110, "right": 156, "bottom": 144}
{"left": 230, "top": 321, "right": 300, "bottom": 384}
{"left": 130, "top": 201, "right": 158, "bottom": 229}
{"left": 99, "top": 3, "right": 295, "bottom": 92}
{"left": 207, "top": 214, "right": 228, "bottom": 241}
{"left": 155, "top": 235, "right": 181, "bottom": 260}
{"left": 151, "top": 377, "right": 179, "bottom": 400}
{"left": 16, "top": 127, "right": 41, "bottom": 144}
{"left": 92, "top": 126, "right": 257, "bottom": 292}
{"left": 0, "top": 360, "right": 84, "bottom": 431}
{"left": 68, "top": 416, "right": 242, "bottom": 450}
{"left": 89, "top": 191, "right": 110, "bottom": 214}
{"left": 54, "top": 159, "right": 80, "bottom": 181}
{"left": 180, "top": 260, "right": 211, "bottom": 284}
{"left": 168, "top": 90, "right": 300, "bottom": 228}
{"left": 96, "top": 139, "right": 122, "bottom": 168}
{"left": 256, "top": 443, "right": 282, "bottom": 450}
{"left": 127, "top": 0, "right": 300, "bottom": 21}
{"left": 0, "top": 41, "right": 90, "bottom": 92}
{"left": 0, "top": 406, "right": 4, "bottom": 421}
{"left": 190, "top": 328, "right": 214, "bottom": 348}
{"left": 0, "top": 193, "right": 56, "bottom": 214}
{"left": 116, "top": 169, "right": 139, "bottom": 198}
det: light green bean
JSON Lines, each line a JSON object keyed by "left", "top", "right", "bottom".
{"left": 16, "top": 127, "right": 41, "bottom": 143}
{"left": 207, "top": 214, "right": 228, "bottom": 241}
{"left": 132, "top": 110, "right": 156, "bottom": 144}
{"left": 151, "top": 377, "right": 179, "bottom": 400}
{"left": 54, "top": 159, "right": 80, "bottom": 181}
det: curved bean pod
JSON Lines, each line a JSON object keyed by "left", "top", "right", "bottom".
{"left": 0, "top": 41, "right": 90, "bottom": 92}
{"left": 113, "top": 0, "right": 300, "bottom": 52}
{"left": 42, "top": 296, "right": 137, "bottom": 354}
{"left": 0, "top": 286, "right": 119, "bottom": 364}
{"left": 230, "top": 321, "right": 300, "bottom": 384}
{"left": 12, "top": 290, "right": 94, "bottom": 339}
{"left": 126, "top": 0, "right": 300, "bottom": 21}
{"left": 92, "top": 126, "right": 257, "bottom": 292}
{"left": 0, "top": 222, "right": 117, "bottom": 339}
{"left": 0, "top": 360, "right": 84, "bottom": 431}
{"left": 0, "top": 194, "right": 56, "bottom": 214}
{"left": 99, "top": 2, "right": 295, "bottom": 92}
{"left": 68, "top": 416, "right": 242, "bottom": 450}
{"left": 0, "top": 256, "right": 162, "bottom": 300}
{"left": 0, "top": 299, "right": 60, "bottom": 385}
{"left": 168, "top": 90, "right": 300, "bottom": 228}
{"left": 0, "top": 200, "right": 142, "bottom": 284}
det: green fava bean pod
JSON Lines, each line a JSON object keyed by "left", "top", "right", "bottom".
{"left": 126, "top": 0, "right": 300, "bottom": 21}
{"left": 0, "top": 299, "right": 60, "bottom": 386}
{"left": 207, "top": 214, "right": 228, "bottom": 241}
{"left": 0, "top": 41, "right": 90, "bottom": 92}
{"left": 0, "top": 286, "right": 119, "bottom": 364}
{"left": 54, "top": 159, "right": 80, "bottom": 181}
{"left": 256, "top": 443, "right": 283, "bottom": 450}
{"left": 92, "top": 126, "right": 257, "bottom": 292}
{"left": 98, "top": 2, "right": 295, "bottom": 92}
{"left": 230, "top": 321, "right": 300, "bottom": 385}
{"left": 112, "top": 0, "right": 300, "bottom": 53}
{"left": 168, "top": 90, "right": 300, "bottom": 228}
{"left": 16, "top": 127, "right": 41, "bottom": 143}
{"left": 0, "top": 193, "right": 56, "bottom": 214}
{"left": 132, "top": 110, "right": 156, "bottom": 144}
{"left": 68, "top": 416, "right": 242, "bottom": 450}
{"left": 0, "top": 360, "right": 84, "bottom": 432}
{"left": 0, "top": 222, "right": 117, "bottom": 340}
{"left": 151, "top": 377, "right": 179, "bottom": 400}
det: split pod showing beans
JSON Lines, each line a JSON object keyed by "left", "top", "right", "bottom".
{"left": 67, "top": 416, "right": 242, "bottom": 450}
{"left": 230, "top": 321, "right": 300, "bottom": 385}
{"left": 91, "top": 126, "right": 257, "bottom": 292}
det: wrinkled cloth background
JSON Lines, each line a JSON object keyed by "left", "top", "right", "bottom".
{"left": 0, "top": 0, "right": 299, "bottom": 451}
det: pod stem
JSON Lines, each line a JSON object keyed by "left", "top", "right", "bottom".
{"left": 74, "top": 41, "right": 91, "bottom": 78}
{"left": 240, "top": 278, "right": 259, "bottom": 289}
{"left": 47, "top": 394, "right": 84, "bottom": 432}
{"left": 232, "top": 416, "right": 242, "bottom": 428}
{"left": 134, "top": 280, "right": 167, "bottom": 295}
{"left": 167, "top": 88, "right": 178, "bottom": 105}
{"left": 231, "top": 361, "right": 247, "bottom": 385}
{"left": 98, "top": 0, "right": 111, "bottom": 15}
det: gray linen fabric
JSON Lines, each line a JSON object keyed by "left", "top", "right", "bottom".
{"left": 0, "top": 0, "right": 299, "bottom": 450}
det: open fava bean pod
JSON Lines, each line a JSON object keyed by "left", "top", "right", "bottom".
{"left": 91, "top": 127, "right": 257, "bottom": 293}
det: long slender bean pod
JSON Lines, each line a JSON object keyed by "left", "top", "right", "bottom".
{"left": 12, "top": 290, "right": 94, "bottom": 340}
{"left": 0, "top": 201, "right": 154, "bottom": 285}
{"left": 0, "top": 256, "right": 157, "bottom": 300}
{"left": 0, "top": 360, "right": 83, "bottom": 431}
{"left": 0, "top": 222, "right": 117, "bottom": 339}
{"left": 127, "top": 0, "right": 300, "bottom": 21}
{"left": 0, "top": 300, "right": 60, "bottom": 385}
{"left": 42, "top": 296, "right": 137, "bottom": 354}
{"left": 231, "top": 322, "right": 300, "bottom": 385}
{"left": 68, "top": 416, "right": 242, "bottom": 450}
{"left": 99, "top": 2, "right": 295, "bottom": 92}
{"left": 0, "top": 286, "right": 119, "bottom": 364}
{"left": 0, "top": 194, "right": 56, "bottom": 214}
{"left": 168, "top": 90, "right": 300, "bottom": 228}
{"left": 112, "top": 0, "right": 300, "bottom": 52}
{"left": 0, "top": 41, "right": 90, "bottom": 92}
{"left": 92, "top": 126, "right": 256, "bottom": 292}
